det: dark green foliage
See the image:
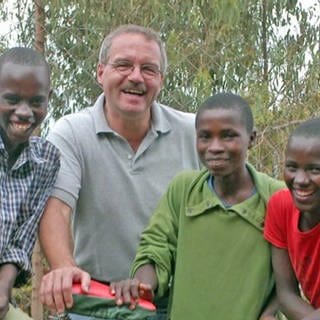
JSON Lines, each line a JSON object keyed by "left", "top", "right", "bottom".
{"left": 1, "top": 0, "right": 319, "bottom": 172}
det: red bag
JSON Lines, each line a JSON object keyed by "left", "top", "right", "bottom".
{"left": 72, "top": 279, "right": 156, "bottom": 311}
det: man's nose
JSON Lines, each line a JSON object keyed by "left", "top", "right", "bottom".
{"left": 127, "top": 65, "right": 144, "bottom": 82}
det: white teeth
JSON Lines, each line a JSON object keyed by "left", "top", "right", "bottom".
{"left": 124, "top": 89, "right": 143, "bottom": 95}
{"left": 12, "top": 123, "right": 31, "bottom": 130}
{"left": 295, "top": 190, "right": 314, "bottom": 197}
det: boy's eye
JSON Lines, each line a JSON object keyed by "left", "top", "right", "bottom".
{"left": 222, "top": 131, "right": 237, "bottom": 139}
{"left": 29, "top": 96, "right": 45, "bottom": 108}
{"left": 285, "top": 163, "right": 297, "bottom": 172}
{"left": 309, "top": 167, "right": 320, "bottom": 174}
{"left": 3, "top": 94, "right": 20, "bottom": 105}
{"left": 197, "top": 131, "right": 211, "bottom": 140}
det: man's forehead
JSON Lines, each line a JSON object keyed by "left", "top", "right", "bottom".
{"left": 109, "top": 34, "right": 161, "bottom": 63}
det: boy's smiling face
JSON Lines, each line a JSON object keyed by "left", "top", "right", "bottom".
{"left": 284, "top": 136, "right": 320, "bottom": 216}
{"left": 0, "top": 62, "right": 50, "bottom": 152}
{"left": 196, "top": 108, "right": 255, "bottom": 177}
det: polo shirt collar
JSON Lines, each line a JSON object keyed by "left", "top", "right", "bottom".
{"left": 92, "top": 94, "right": 171, "bottom": 135}
{"left": 92, "top": 94, "right": 112, "bottom": 134}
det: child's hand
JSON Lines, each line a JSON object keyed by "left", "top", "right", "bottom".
{"left": 259, "top": 316, "right": 277, "bottom": 320}
{"left": 110, "top": 278, "right": 154, "bottom": 309}
{"left": 0, "top": 291, "right": 9, "bottom": 319}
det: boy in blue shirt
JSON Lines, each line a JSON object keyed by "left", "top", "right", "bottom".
{"left": 0, "top": 47, "right": 60, "bottom": 319}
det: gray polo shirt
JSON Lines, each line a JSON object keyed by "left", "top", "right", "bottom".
{"left": 48, "top": 94, "right": 200, "bottom": 281}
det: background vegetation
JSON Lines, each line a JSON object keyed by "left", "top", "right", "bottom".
{"left": 0, "top": 0, "right": 319, "bottom": 318}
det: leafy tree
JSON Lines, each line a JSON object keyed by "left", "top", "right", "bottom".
{"left": 1, "top": 0, "right": 319, "bottom": 173}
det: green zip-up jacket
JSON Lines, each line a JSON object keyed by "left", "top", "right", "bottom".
{"left": 131, "top": 164, "right": 285, "bottom": 320}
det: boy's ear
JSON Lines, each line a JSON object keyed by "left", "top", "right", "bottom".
{"left": 48, "top": 88, "right": 53, "bottom": 99}
{"left": 248, "top": 128, "right": 257, "bottom": 149}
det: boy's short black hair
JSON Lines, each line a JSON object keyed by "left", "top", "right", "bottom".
{"left": 0, "top": 47, "right": 50, "bottom": 83}
{"left": 195, "top": 93, "right": 254, "bottom": 133}
{"left": 289, "top": 117, "right": 320, "bottom": 141}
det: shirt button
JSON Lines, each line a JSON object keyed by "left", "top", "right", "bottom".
{"left": 128, "top": 154, "right": 132, "bottom": 160}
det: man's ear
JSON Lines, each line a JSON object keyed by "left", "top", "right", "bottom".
{"left": 96, "top": 63, "right": 105, "bottom": 87}
{"left": 248, "top": 128, "right": 257, "bottom": 149}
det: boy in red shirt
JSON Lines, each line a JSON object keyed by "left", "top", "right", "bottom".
{"left": 264, "top": 117, "right": 320, "bottom": 320}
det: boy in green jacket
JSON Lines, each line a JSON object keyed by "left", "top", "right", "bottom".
{"left": 110, "top": 93, "right": 284, "bottom": 320}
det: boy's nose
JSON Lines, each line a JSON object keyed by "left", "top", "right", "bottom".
{"left": 15, "top": 102, "right": 33, "bottom": 119}
{"left": 294, "top": 170, "right": 309, "bottom": 185}
{"left": 208, "top": 138, "right": 224, "bottom": 152}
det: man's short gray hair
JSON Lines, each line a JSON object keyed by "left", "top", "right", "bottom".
{"left": 98, "top": 24, "right": 167, "bottom": 74}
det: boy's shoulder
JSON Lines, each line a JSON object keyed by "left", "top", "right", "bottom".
{"left": 269, "top": 188, "right": 292, "bottom": 203}
{"left": 29, "top": 136, "right": 60, "bottom": 164}
{"left": 167, "top": 168, "right": 208, "bottom": 197}
{"left": 171, "top": 168, "right": 205, "bottom": 184}
{"left": 248, "top": 164, "right": 285, "bottom": 194}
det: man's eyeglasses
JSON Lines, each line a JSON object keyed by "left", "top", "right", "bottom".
{"left": 107, "top": 61, "right": 162, "bottom": 79}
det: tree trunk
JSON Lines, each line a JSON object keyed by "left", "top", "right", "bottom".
{"left": 32, "top": 0, "right": 45, "bottom": 319}
{"left": 31, "top": 240, "right": 44, "bottom": 320}
{"left": 261, "top": 0, "right": 268, "bottom": 83}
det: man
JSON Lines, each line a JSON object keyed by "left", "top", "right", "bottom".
{"left": 0, "top": 47, "right": 60, "bottom": 319}
{"left": 39, "top": 24, "right": 200, "bottom": 319}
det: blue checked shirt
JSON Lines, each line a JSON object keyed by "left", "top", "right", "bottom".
{"left": 0, "top": 135, "right": 60, "bottom": 273}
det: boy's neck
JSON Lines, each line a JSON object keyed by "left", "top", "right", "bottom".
{"left": 6, "top": 143, "right": 27, "bottom": 168}
{"left": 299, "top": 211, "right": 320, "bottom": 232}
{"left": 213, "top": 168, "right": 255, "bottom": 206}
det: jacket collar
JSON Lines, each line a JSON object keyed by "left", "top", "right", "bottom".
{"left": 184, "top": 163, "right": 273, "bottom": 230}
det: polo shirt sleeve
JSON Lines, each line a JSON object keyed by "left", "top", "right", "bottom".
{"left": 48, "top": 117, "right": 82, "bottom": 210}
{"left": 264, "top": 190, "right": 288, "bottom": 249}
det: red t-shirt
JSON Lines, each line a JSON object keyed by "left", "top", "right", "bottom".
{"left": 264, "top": 189, "right": 320, "bottom": 308}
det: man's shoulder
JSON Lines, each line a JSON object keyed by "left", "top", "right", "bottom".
{"left": 156, "top": 103, "right": 195, "bottom": 124}
{"left": 55, "top": 107, "right": 94, "bottom": 126}
{"left": 49, "top": 107, "right": 96, "bottom": 141}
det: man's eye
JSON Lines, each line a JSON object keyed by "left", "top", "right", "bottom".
{"left": 113, "top": 62, "right": 132, "bottom": 71}
{"left": 141, "top": 65, "right": 159, "bottom": 76}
